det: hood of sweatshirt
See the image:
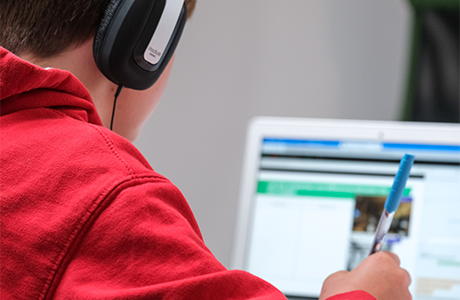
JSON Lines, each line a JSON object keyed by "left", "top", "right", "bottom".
{"left": 0, "top": 46, "right": 102, "bottom": 126}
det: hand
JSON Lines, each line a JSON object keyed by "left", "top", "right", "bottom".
{"left": 319, "top": 252, "right": 412, "bottom": 300}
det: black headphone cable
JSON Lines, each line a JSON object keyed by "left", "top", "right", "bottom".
{"left": 110, "top": 85, "right": 124, "bottom": 131}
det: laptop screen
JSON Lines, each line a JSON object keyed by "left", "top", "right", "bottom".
{"left": 235, "top": 119, "right": 460, "bottom": 299}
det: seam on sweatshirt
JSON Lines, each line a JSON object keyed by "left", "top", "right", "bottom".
{"left": 41, "top": 175, "right": 169, "bottom": 300}
{"left": 47, "top": 109, "right": 134, "bottom": 177}
{"left": 91, "top": 124, "right": 135, "bottom": 177}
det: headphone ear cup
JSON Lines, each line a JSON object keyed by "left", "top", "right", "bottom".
{"left": 93, "top": 0, "right": 123, "bottom": 67}
{"left": 93, "top": 0, "right": 187, "bottom": 90}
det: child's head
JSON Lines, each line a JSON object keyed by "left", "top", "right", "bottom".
{"left": 0, "top": 0, "right": 196, "bottom": 58}
{"left": 0, "top": 0, "right": 197, "bottom": 141}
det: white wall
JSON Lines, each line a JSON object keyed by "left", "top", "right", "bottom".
{"left": 134, "top": 0, "right": 412, "bottom": 267}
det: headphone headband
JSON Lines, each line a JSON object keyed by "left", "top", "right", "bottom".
{"left": 143, "top": 0, "right": 184, "bottom": 66}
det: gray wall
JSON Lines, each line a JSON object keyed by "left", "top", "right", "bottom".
{"left": 134, "top": 0, "right": 412, "bottom": 267}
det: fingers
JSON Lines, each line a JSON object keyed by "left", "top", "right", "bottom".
{"left": 400, "top": 267, "right": 412, "bottom": 286}
{"left": 320, "top": 270, "right": 350, "bottom": 300}
{"left": 323, "top": 270, "right": 349, "bottom": 285}
{"left": 378, "top": 251, "right": 401, "bottom": 265}
{"left": 320, "top": 256, "right": 412, "bottom": 300}
{"left": 331, "top": 270, "right": 349, "bottom": 276}
{"left": 384, "top": 251, "right": 401, "bottom": 265}
{"left": 376, "top": 252, "right": 412, "bottom": 288}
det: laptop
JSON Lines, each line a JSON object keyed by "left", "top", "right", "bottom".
{"left": 231, "top": 117, "right": 460, "bottom": 300}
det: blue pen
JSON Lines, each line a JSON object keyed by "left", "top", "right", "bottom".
{"left": 369, "top": 154, "right": 415, "bottom": 255}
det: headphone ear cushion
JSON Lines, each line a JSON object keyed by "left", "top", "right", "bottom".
{"left": 93, "top": 0, "right": 124, "bottom": 65}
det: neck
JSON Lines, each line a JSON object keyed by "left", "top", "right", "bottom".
{"left": 20, "top": 40, "right": 117, "bottom": 128}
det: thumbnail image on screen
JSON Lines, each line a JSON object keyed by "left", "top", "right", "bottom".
{"left": 348, "top": 195, "right": 412, "bottom": 270}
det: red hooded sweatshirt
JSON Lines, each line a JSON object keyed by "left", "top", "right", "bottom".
{"left": 0, "top": 47, "right": 375, "bottom": 300}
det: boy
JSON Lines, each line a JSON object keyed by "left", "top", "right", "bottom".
{"left": 0, "top": 1, "right": 411, "bottom": 299}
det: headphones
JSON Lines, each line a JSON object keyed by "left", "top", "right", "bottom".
{"left": 93, "top": 0, "right": 187, "bottom": 90}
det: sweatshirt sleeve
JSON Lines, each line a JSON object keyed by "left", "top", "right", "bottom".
{"left": 326, "top": 291, "right": 376, "bottom": 300}
{"left": 52, "top": 178, "right": 287, "bottom": 299}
